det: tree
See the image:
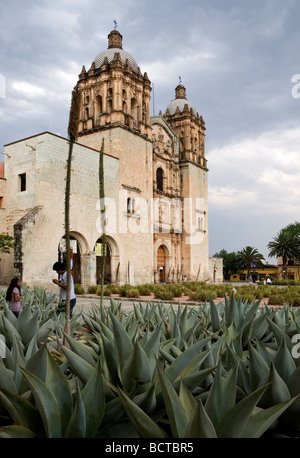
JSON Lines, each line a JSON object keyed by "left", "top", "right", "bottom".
{"left": 99, "top": 138, "right": 107, "bottom": 308}
{"left": 213, "top": 249, "right": 240, "bottom": 281}
{"left": 236, "top": 246, "right": 265, "bottom": 280}
{"left": 64, "top": 83, "right": 80, "bottom": 338}
{"left": 267, "top": 226, "right": 300, "bottom": 279}
{"left": 0, "top": 233, "right": 14, "bottom": 253}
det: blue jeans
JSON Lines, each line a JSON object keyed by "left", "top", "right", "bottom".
{"left": 57, "top": 298, "right": 76, "bottom": 318}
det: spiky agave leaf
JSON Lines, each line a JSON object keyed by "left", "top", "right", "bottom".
{"left": 117, "top": 387, "right": 167, "bottom": 438}
{"left": 156, "top": 357, "right": 188, "bottom": 438}
{"left": 184, "top": 399, "right": 217, "bottom": 438}
{"left": 19, "top": 367, "right": 62, "bottom": 438}
{"left": 65, "top": 380, "right": 86, "bottom": 438}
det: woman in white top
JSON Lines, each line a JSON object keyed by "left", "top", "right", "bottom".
{"left": 6, "top": 277, "right": 23, "bottom": 317}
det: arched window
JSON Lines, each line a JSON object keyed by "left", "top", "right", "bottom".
{"left": 95, "top": 95, "right": 102, "bottom": 118}
{"left": 156, "top": 168, "right": 164, "bottom": 192}
{"left": 131, "top": 98, "right": 138, "bottom": 120}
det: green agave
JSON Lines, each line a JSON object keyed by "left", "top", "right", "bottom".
{"left": 1, "top": 288, "right": 300, "bottom": 437}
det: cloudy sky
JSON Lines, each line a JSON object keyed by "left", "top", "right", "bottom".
{"left": 1, "top": 0, "right": 300, "bottom": 262}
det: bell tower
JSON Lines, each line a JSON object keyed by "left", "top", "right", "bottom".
{"left": 163, "top": 83, "right": 210, "bottom": 281}
{"left": 76, "top": 29, "right": 152, "bottom": 149}
{"left": 164, "top": 83, "right": 206, "bottom": 167}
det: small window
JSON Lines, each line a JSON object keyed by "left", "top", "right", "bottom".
{"left": 19, "top": 173, "right": 26, "bottom": 192}
{"left": 156, "top": 168, "right": 164, "bottom": 192}
{"left": 0, "top": 197, "right": 3, "bottom": 208}
{"left": 127, "top": 197, "right": 132, "bottom": 214}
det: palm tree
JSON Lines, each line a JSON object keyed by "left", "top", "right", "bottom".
{"left": 236, "top": 246, "right": 265, "bottom": 280}
{"left": 267, "top": 228, "right": 300, "bottom": 279}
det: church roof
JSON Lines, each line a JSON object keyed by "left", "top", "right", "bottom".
{"left": 166, "top": 98, "right": 197, "bottom": 116}
{"left": 93, "top": 48, "right": 139, "bottom": 72}
{"left": 165, "top": 83, "right": 198, "bottom": 115}
{"left": 92, "top": 29, "right": 139, "bottom": 73}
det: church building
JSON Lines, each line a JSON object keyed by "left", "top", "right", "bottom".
{"left": 0, "top": 29, "right": 222, "bottom": 289}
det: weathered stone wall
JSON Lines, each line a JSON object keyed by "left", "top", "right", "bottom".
{"left": 180, "top": 160, "right": 210, "bottom": 281}
{"left": 209, "top": 257, "right": 223, "bottom": 283}
{"left": 2, "top": 131, "right": 155, "bottom": 287}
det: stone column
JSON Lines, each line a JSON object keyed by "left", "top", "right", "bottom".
{"left": 110, "top": 255, "right": 120, "bottom": 283}
{"left": 81, "top": 252, "right": 96, "bottom": 287}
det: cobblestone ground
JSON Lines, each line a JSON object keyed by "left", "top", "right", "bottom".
{"left": 75, "top": 295, "right": 189, "bottom": 314}
{"left": 74, "top": 293, "right": 281, "bottom": 316}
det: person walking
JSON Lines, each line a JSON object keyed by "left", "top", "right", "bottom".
{"left": 52, "top": 262, "right": 76, "bottom": 318}
{"left": 6, "top": 277, "right": 23, "bottom": 317}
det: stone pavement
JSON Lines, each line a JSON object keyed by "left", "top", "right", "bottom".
{"left": 75, "top": 294, "right": 196, "bottom": 314}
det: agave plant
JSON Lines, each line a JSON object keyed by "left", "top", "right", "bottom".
{"left": 2, "top": 291, "right": 300, "bottom": 438}
{"left": 0, "top": 345, "right": 105, "bottom": 438}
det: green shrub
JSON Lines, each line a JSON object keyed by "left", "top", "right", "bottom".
{"left": 169, "top": 285, "right": 183, "bottom": 297}
{"left": 87, "top": 285, "right": 99, "bottom": 294}
{"left": 107, "top": 284, "right": 121, "bottom": 294}
{"left": 102, "top": 286, "right": 111, "bottom": 296}
{"left": 120, "top": 284, "right": 131, "bottom": 297}
{"left": 272, "top": 279, "right": 300, "bottom": 286}
{"left": 137, "top": 284, "right": 154, "bottom": 296}
{"left": 125, "top": 287, "right": 140, "bottom": 298}
{"left": 153, "top": 287, "right": 174, "bottom": 300}
{"left": 74, "top": 283, "right": 85, "bottom": 294}
{"left": 268, "top": 293, "right": 284, "bottom": 305}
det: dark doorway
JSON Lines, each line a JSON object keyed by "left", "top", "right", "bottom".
{"left": 157, "top": 245, "right": 166, "bottom": 282}
{"left": 58, "top": 235, "right": 81, "bottom": 284}
{"left": 95, "top": 238, "right": 111, "bottom": 284}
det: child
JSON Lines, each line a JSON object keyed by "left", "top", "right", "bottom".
{"left": 52, "top": 262, "right": 76, "bottom": 318}
{"left": 6, "top": 277, "right": 23, "bottom": 317}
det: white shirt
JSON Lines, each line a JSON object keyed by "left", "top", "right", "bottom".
{"left": 59, "top": 271, "right": 76, "bottom": 301}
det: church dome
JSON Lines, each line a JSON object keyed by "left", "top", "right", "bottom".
{"left": 165, "top": 84, "right": 197, "bottom": 115}
{"left": 92, "top": 29, "right": 139, "bottom": 73}
{"left": 166, "top": 98, "right": 197, "bottom": 115}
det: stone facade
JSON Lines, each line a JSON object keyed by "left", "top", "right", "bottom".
{"left": 0, "top": 29, "right": 223, "bottom": 288}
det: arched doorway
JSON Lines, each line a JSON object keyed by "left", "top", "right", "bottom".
{"left": 95, "top": 238, "right": 111, "bottom": 284}
{"left": 58, "top": 235, "right": 81, "bottom": 284}
{"left": 157, "top": 245, "right": 166, "bottom": 282}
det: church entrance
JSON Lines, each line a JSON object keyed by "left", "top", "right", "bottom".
{"left": 95, "top": 238, "right": 111, "bottom": 284}
{"left": 58, "top": 235, "right": 81, "bottom": 284}
{"left": 157, "top": 245, "right": 166, "bottom": 282}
